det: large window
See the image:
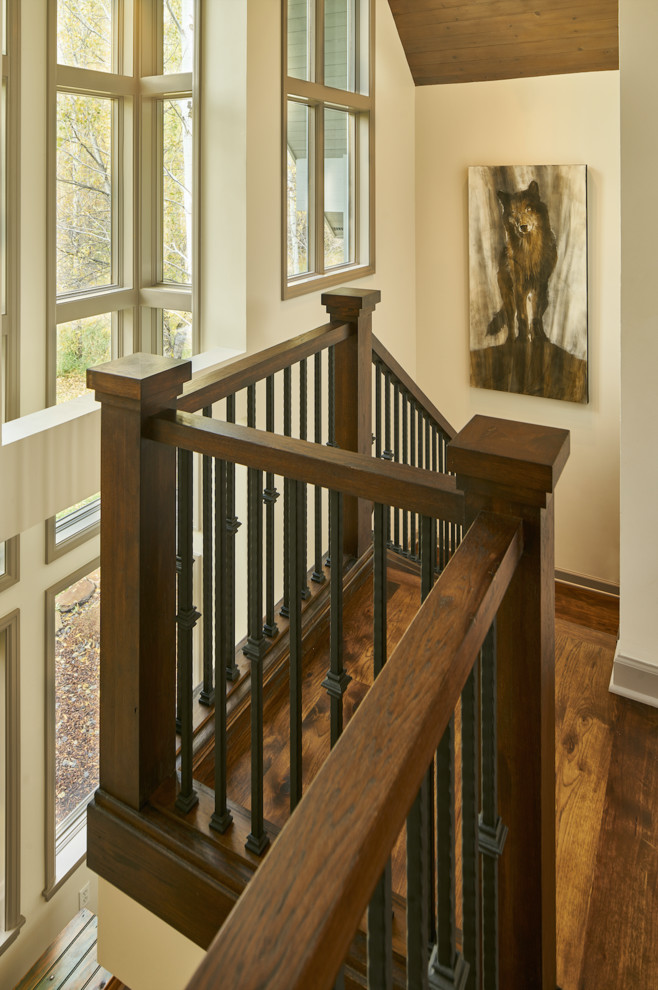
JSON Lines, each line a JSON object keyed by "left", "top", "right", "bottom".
{"left": 45, "top": 561, "right": 100, "bottom": 896}
{"left": 50, "top": 0, "right": 199, "bottom": 408}
{"left": 283, "top": 0, "right": 374, "bottom": 297}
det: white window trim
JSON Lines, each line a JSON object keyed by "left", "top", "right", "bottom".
{"left": 282, "top": 0, "right": 375, "bottom": 299}
{"left": 0, "top": 609, "right": 25, "bottom": 953}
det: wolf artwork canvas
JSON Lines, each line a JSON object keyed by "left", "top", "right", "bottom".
{"left": 469, "top": 165, "right": 588, "bottom": 403}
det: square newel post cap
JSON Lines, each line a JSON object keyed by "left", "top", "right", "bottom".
{"left": 447, "top": 415, "right": 570, "bottom": 506}
{"left": 321, "top": 286, "right": 381, "bottom": 322}
{"left": 87, "top": 353, "right": 192, "bottom": 405}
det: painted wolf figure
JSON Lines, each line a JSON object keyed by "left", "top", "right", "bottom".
{"left": 486, "top": 179, "right": 557, "bottom": 343}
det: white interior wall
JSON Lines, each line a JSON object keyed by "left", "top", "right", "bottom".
{"left": 611, "top": 0, "right": 658, "bottom": 707}
{"left": 415, "top": 71, "right": 621, "bottom": 587}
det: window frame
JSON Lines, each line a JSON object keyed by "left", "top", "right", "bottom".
{"left": 46, "top": 0, "right": 201, "bottom": 554}
{"left": 1, "top": 0, "right": 19, "bottom": 422}
{"left": 0, "top": 608, "right": 24, "bottom": 955}
{"left": 0, "top": 535, "right": 18, "bottom": 592}
{"left": 44, "top": 556, "right": 100, "bottom": 900}
{"left": 282, "top": 0, "right": 375, "bottom": 299}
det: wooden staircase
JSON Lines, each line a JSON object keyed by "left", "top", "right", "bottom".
{"left": 86, "top": 288, "right": 570, "bottom": 989}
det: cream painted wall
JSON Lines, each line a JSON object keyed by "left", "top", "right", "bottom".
{"left": 611, "top": 0, "right": 658, "bottom": 706}
{"left": 0, "top": 519, "right": 100, "bottom": 990}
{"left": 415, "top": 72, "right": 621, "bottom": 586}
{"left": 245, "top": 0, "right": 417, "bottom": 373}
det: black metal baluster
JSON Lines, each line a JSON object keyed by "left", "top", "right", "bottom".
{"left": 288, "top": 478, "right": 304, "bottom": 811}
{"left": 200, "top": 406, "right": 214, "bottom": 706}
{"left": 407, "top": 774, "right": 431, "bottom": 990}
{"left": 429, "top": 713, "right": 468, "bottom": 990}
{"left": 322, "top": 490, "right": 350, "bottom": 745}
{"left": 368, "top": 506, "right": 393, "bottom": 987}
{"left": 210, "top": 457, "right": 232, "bottom": 835}
{"left": 375, "top": 360, "right": 382, "bottom": 458}
{"left": 431, "top": 425, "right": 438, "bottom": 575}
{"left": 244, "top": 385, "right": 268, "bottom": 855}
{"left": 383, "top": 368, "right": 393, "bottom": 461}
{"left": 393, "top": 380, "right": 400, "bottom": 550}
{"left": 263, "top": 376, "right": 279, "bottom": 638}
{"left": 225, "top": 394, "right": 240, "bottom": 682}
{"left": 281, "top": 366, "right": 292, "bottom": 615}
{"left": 373, "top": 502, "right": 387, "bottom": 678}
{"left": 410, "top": 400, "right": 417, "bottom": 559}
{"left": 402, "top": 391, "right": 409, "bottom": 554}
{"left": 175, "top": 447, "right": 199, "bottom": 814}
{"left": 462, "top": 659, "right": 481, "bottom": 989}
{"left": 326, "top": 347, "right": 336, "bottom": 568}
{"left": 299, "top": 359, "right": 310, "bottom": 601}
{"left": 312, "top": 352, "right": 325, "bottom": 583}
{"left": 438, "top": 430, "right": 446, "bottom": 572}
{"left": 421, "top": 514, "right": 437, "bottom": 951}
{"left": 479, "top": 623, "right": 507, "bottom": 990}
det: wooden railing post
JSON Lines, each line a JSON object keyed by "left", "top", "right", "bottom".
{"left": 322, "top": 287, "right": 381, "bottom": 558}
{"left": 88, "top": 354, "right": 192, "bottom": 810}
{"left": 447, "top": 415, "right": 569, "bottom": 990}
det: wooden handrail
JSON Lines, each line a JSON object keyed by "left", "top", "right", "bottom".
{"left": 146, "top": 409, "right": 465, "bottom": 523}
{"left": 372, "top": 334, "right": 457, "bottom": 439}
{"left": 178, "top": 321, "right": 351, "bottom": 412}
{"left": 186, "top": 511, "right": 524, "bottom": 990}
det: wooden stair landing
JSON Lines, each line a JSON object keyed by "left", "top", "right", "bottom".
{"left": 14, "top": 909, "right": 123, "bottom": 990}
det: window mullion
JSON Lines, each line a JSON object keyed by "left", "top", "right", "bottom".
{"left": 314, "top": 102, "right": 324, "bottom": 278}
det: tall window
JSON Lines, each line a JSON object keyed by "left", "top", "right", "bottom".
{"left": 51, "top": 0, "right": 198, "bottom": 407}
{"left": 283, "top": 0, "right": 374, "bottom": 298}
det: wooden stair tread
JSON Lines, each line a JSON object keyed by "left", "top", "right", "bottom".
{"left": 14, "top": 910, "right": 114, "bottom": 990}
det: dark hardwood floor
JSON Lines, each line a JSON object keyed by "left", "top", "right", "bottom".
{"left": 196, "top": 558, "right": 656, "bottom": 989}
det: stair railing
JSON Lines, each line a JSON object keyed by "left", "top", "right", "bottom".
{"left": 87, "top": 289, "right": 568, "bottom": 989}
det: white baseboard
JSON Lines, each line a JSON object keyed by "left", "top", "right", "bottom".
{"left": 609, "top": 650, "right": 658, "bottom": 709}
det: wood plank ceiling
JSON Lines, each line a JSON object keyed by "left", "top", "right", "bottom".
{"left": 386, "top": 0, "right": 619, "bottom": 86}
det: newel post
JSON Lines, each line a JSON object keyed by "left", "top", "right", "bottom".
{"left": 322, "top": 287, "right": 381, "bottom": 558}
{"left": 88, "top": 354, "right": 192, "bottom": 811}
{"left": 447, "top": 415, "right": 570, "bottom": 990}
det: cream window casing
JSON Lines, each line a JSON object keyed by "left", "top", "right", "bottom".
{"left": 283, "top": 0, "right": 374, "bottom": 298}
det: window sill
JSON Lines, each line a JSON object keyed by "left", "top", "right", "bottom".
{"left": 283, "top": 262, "right": 375, "bottom": 300}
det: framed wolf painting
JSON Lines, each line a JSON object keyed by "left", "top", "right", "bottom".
{"left": 469, "top": 164, "right": 588, "bottom": 403}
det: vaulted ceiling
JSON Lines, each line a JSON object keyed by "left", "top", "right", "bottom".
{"left": 386, "top": 0, "right": 619, "bottom": 86}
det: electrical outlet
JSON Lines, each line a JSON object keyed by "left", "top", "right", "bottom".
{"left": 79, "top": 882, "right": 90, "bottom": 910}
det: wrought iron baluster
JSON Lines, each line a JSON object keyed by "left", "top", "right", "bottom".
{"left": 326, "top": 347, "right": 337, "bottom": 568}
{"left": 438, "top": 431, "right": 446, "bottom": 572}
{"left": 200, "top": 406, "right": 214, "bottom": 706}
{"left": 393, "top": 381, "right": 400, "bottom": 550}
{"left": 407, "top": 774, "right": 431, "bottom": 990}
{"left": 225, "top": 394, "right": 240, "bottom": 682}
{"left": 375, "top": 360, "right": 382, "bottom": 458}
{"left": 421, "top": 515, "right": 437, "bottom": 948}
{"left": 383, "top": 368, "right": 393, "bottom": 461}
{"left": 462, "top": 659, "right": 481, "bottom": 989}
{"left": 288, "top": 478, "right": 304, "bottom": 811}
{"left": 244, "top": 385, "right": 268, "bottom": 855}
{"left": 322, "top": 490, "right": 350, "bottom": 745}
{"left": 175, "top": 447, "right": 199, "bottom": 814}
{"left": 410, "top": 400, "right": 417, "bottom": 559}
{"left": 479, "top": 623, "right": 507, "bottom": 990}
{"left": 429, "top": 713, "right": 468, "bottom": 990}
{"left": 402, "top": 391, "right": 409, "bottom": 554}
{"left": 312, "top": 352, "right": 325, "bottom": 583}
{"left": 281, "top": 366, "right": 292, "bottom": 616}
{"left": 299, "top": 359, "right": 310, "bottom": 601}
{"left": 369, "top": 512, "right": 392, "bottom": 988}
{"left": 263, "top": 376, "right": 279, "bottom": 637}
{"left": 210, "top": 457, "right": 232, "bottom": 835}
